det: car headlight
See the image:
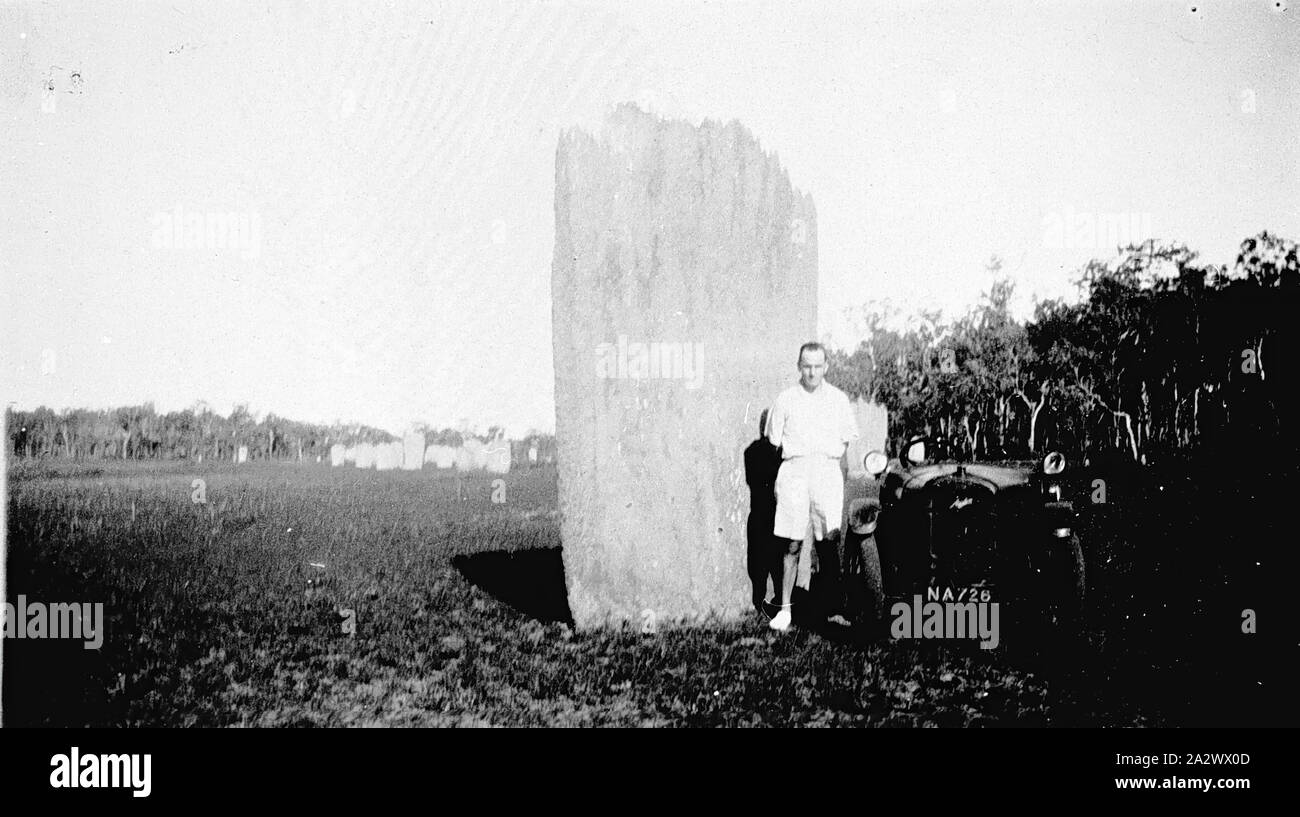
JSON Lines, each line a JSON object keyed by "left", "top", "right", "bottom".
{"left": 864, "top": 450, "right": 888, "bottom": 477}
{"left": 1042, "top": 451, "right": 1066, "bottom": 475}
{"left": 905, "top": 439, "right": 927, "bottom": 466}
{"left": 1052, "top": 526, "right": 1072, "bottom": 538}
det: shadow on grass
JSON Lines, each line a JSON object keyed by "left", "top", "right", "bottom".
{"left": 452, "top": 547, "right": 574, "bottom": 624}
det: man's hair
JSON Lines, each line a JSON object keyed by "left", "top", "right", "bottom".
{"left": 797, "top": 341, "right": 827, "bottom": 365}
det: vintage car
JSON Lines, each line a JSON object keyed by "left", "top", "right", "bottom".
{"left": 841, "top": 434, "right": 1086, "bottom": 634}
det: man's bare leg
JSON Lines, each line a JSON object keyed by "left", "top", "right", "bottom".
{"left": 815, "top": 530, "right": 849, "bottom": 625}
{"left": 769, "top": 536, "right": 802, "bottom": 631}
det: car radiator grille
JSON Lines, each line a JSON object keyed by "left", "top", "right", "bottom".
{"left": 926, "top": 483, "right": 999, "bottom": 590}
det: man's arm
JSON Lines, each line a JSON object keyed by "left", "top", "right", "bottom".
{"left": 838, "top": 394, "right": 860, "bottom": 459}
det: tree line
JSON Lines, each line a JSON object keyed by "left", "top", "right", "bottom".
{"left": 829, "top": 231, "right": 1297, "bottom": 464}
{"left": 9, "top": 231, "right": 1293, "bottom": 468}
{"left": 5, "top": 401, "right": 555, "bottom": 465}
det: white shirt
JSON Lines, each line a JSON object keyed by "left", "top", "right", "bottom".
{"left": 766, "top": 380, "right": 860, "bottom": 459}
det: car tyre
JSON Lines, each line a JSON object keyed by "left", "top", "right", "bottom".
{"left": 845, "top": 532, "right": 886, "bottom": 634}
{"left": 1048, "top": 534, "right": 1086, "bottom": 637}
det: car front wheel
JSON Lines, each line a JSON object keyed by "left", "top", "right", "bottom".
{"left": 1047, "top": 533, "right": 1086, "bottom": 635}
{"left": 844, "top": 531, "right": 885, "bottom": 631}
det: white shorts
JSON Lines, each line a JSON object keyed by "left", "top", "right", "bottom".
{"left": 773, "top": 456, "right": 844, "bottom": 541}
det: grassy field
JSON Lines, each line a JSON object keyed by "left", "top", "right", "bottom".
{"left": 3, "top": 459, "right": 1283, "bottom": 727}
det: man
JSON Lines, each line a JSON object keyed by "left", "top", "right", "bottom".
{"left": 765, "top": 341, "right": 860, "bottom": 631}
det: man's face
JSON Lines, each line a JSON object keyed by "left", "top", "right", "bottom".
{"left": 798, "top": 348, "right": 827, "bottom": 390}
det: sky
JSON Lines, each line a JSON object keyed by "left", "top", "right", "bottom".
{"left": 3, "top": 0, "right": 1298, "bottom": 436}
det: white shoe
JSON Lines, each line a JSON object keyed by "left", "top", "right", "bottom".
{"left": 769, "top": 608, "right": 792, "bottom": 632}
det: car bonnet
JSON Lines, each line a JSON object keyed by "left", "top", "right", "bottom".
{"left": 903, "top": 463, "right": 1032, "bottom": 491}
